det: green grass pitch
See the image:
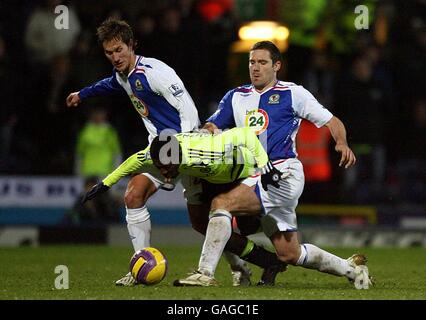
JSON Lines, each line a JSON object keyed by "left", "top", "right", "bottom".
{"left": 1, "top": 245, "right": 425, "bottom": 300}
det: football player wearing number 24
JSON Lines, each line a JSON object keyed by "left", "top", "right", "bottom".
{"left": 176, "top": 41, "right": 372, "bottom": 289}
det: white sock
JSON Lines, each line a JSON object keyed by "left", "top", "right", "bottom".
{"left": 126, "top": 206, "right": 151, "bottom": 251}
{"left": 296, "top": 243, "right": 355, "bottom": 279}
{"left": 223, "top": 251, "right": 248, "bottom": 272}
{"left": 198, "top": 209, "right": 232, "bottom": 277}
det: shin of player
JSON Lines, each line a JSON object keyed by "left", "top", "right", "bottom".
{"left": 124, "top": 174, "right": 158, "bottom": 250}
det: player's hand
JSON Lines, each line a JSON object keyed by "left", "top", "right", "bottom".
{"left": 261, "top": 161, "right": 282, "bottom": 191}
{"left": 335, "top": 144, "right": 356, "bottom": 169}
{"left": 82, "top": 182, "right": 110, "bottom": 203}
{"left": 66, "top": 92, "right": 81, "bottom": 107}
{"left": 197, "top": 128, "right": 213, "bottom": 135}
{"left": 201, "top": 122, "right": 221, "bottom": 135}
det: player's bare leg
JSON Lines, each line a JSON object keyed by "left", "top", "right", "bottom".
{"left": 187, "top": 203, "right": 251, "bottom": 286}
{"left": 175, "top": 184, "right": 267, "bottom": 286}
{"left": 198, "top": 184, "right": 260, "bottom": 277}
{"left": 125, "top": 174, "right": 157, "bottom": 250}
{"left": 116, "top": 174, "right": 158, "bottom": 286}
{"left": 187, "top": 193, "right": 286, "bottom": 286}
{"left": 270, "top": 231, "right": 372, "bottom": 289}
{"left": 210, "top": 184, "right": 261, "bottom": 215}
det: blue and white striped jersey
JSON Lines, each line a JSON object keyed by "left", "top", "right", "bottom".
{"left": 207, "top": 81, "right": 333, "bottom": 161}
{"left": 79, "top": 55, "right": 200, "bottom": 142}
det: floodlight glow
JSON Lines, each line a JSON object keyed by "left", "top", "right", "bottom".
{"left": 275, "top": 26, "right": 290, "bottom": 40}
{"left": 238, "top": 21, "right": 289, "bottom": 41}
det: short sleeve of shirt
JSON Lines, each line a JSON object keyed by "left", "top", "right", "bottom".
{"left": 206, "top": 89, "right": 236, "bottom": 129}
{"left": 148, "top": 63, "right": 183, "bottom": 95}
{"left": 145, "top": 61, "right": 200, "bottom": 132}
{"left": 291, "top": 85, "right": 333, "bottom": 128}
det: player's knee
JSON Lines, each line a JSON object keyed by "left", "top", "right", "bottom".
{"left": 211, "top": 194, "right": 232, "bottom": 211}
{"left": 125, "top": 175, "right": 156, "bottom": 208}
{"left": 276, "top": 251, "right": 300, "bottom": 265}
{"left": 124, "top": 189, "right": 146, "bottom": 208}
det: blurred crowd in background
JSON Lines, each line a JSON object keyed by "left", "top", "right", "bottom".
{"left": 0, "top": 0, "right": 425, "bottom": 206}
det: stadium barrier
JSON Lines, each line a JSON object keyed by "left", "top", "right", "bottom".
{"left": 297, "top": 205, "right": 377, "bottom": 224}
{"left": 1, "top": 225, "right": 426, "bottom": 247}
{"left": 0, "top": 177, "right": 379, "bottom": 225}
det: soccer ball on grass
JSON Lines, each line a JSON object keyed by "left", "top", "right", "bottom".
{"left": 129, "top": 247, "right": 168, "bottom": 285}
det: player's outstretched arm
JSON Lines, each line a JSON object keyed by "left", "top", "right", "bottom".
{"left": 102, "top": 147, "right": 152, "bottom": 189}
{"left": 66, "top": 76, "right": 123, "bottom": 108}
{"left": 325, "top": 116, "right": 356, "bottom": 169}
{"left": 82, "top": 148, "right": 151, "bottom": 202}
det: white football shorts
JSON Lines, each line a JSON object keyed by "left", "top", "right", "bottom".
{"left": 242, "top": 158, "right": 305, "bottom": 237}
{"left": 141, "top": 166, "right": 202, "bottom": 204}
{"left": 139, "top": 164, "right": 180, "bottom": 190}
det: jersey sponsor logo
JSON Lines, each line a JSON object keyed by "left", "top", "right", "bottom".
{"left": 135, "top": 79, "right": 143, "bottom": 91}
{"left": 268, "top": 94, "right": 280, "bottom": 104}
{"left": 169, "top": 83, "right": 184, "bottom": 97}
{"left": 130, "top": 94, "right": 149, "bottom": 117}
{"left": 245, "top": 109, "right": 269, "bottom": 135}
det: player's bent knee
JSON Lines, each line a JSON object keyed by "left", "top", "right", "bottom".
{"left": 125, "top": 175, "right": 157, "bottom": 208}
{"left": 276, "top": 251, "right": 299, "bottom": 265}
{"left": 124, "top": 190, "right": 146, "bottom": 208}
{"left": 210, "top": 194, "right": 233, "bottom": 211}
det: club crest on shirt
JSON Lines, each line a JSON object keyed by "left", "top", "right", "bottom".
{"left": 135, "top": 79, "right": 143, "bottom": 91}
{"left": 268, "top": 94, "right": 280, "bottom": 104}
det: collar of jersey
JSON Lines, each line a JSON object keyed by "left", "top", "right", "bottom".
{"left": 126, "top": 55, "right": 143, "bottom": 77}
{"left": 251, "top": 80, "right": 279, "bottom": 95}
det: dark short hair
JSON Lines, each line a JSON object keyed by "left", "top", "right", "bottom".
{"left": 250, "top": 41, "right": 282, "bottom": 64}
{"left": 150, "top": 135, "right": 182, "bottom": 165}
{"left": 96, "top": 18, "right": 134, "bottom": 47}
